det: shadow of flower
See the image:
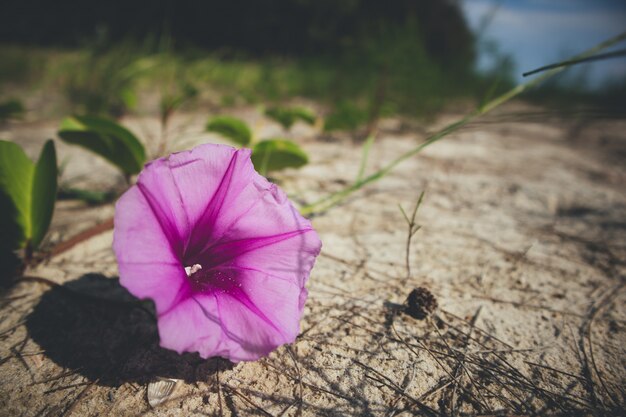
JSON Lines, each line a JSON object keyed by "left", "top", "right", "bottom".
{"left": 26, "top": 273, "right": 230, "bottom": 386}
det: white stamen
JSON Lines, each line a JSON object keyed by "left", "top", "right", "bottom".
{"left": 184, "top": 264, "right": 202, "bottom": 277}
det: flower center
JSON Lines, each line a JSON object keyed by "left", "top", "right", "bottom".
{"left": 185, "top": 264, "right": 203, "bottom": 276}
{"left": 185, "top": 264, "right": 240, "bottom": 293}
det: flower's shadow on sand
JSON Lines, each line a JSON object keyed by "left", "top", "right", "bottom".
{"left": 26, "top": 273, "right": 229, "bottom": 386}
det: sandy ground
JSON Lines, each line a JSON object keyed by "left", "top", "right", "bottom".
{"left": 0, "top": 103, "right": 625, "bottom": 416}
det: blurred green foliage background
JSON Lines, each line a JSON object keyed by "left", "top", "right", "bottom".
{"left": 0, "top": 1, "right": 503, "bottom": 126}
{"left": 1, "top": 0, "right": 623, "bottom": 127}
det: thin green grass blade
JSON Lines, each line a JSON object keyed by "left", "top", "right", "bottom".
{"left": 523, "top": 48, "right": 626, "bottom": 77}
{"left": 411, "top": 191, "right": 425, "bottom": 222}
{"left": 398, "top": 204, "right": 410, "bottom": 225}
{"left": 356, "top": 131, "right": 377, "bottom": 183}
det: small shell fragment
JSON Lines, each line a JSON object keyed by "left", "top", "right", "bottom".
{"left": 147, "top": 378, "right": 179, "bottom": 408}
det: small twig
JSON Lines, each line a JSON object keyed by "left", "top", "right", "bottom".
{"left": 0, "top": 320, "right": 27, "bottom": 338}
{"left": 59, "top": 380, "right": 97, "bottom": 417}
{"left": 579, "top": 283, "right": 624, "bottom": 410}
{"left": 440, "top": 309, "right": 515, "bottom": 349}
{"left": 449, "top": 307, "right": 481, "bottom": 416}
{"left": 262, "top": 360, "right": 355, "bottom": 403}
{"left": 216, "top": 360, "right": 224, "bottom": 417}
{"left": 45, "top": 381, "right": 92, "bottom": 394}
{"left": 523, "top": 361, "right": 585, "bottom": 381}
{"left": 469, "top": 294, "right": 586, "bottom": 318}
{"left": 353, "top": 359, "right": 438, "bottom": 417}
{"left": 48, "top": 217, "right": 115, "bottom": 259}
{"left": 222, "top": 383, "right": 274, "bottom": 417}
{"left": 30, "top": 370, "right": 79, "bottom": 386}
{"left": 427, "top": 316, "right": 492, "bottom": 412}
{"left": 398, "top": 191, "right": 425, "bottom": 283}
{"left": 285, "top": 346, "right": 304, "bottom": 417}
{"left": 11, "top": 335, "right": 35, "bottom": 384}
{"left": 390, "top": 321, "right": 464, "bottom": 403}
{"left": 386, "top": 364, "right": 416, "bottom": 417}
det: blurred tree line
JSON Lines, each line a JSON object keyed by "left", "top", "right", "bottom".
{"left": 1, "top": 0, "right": 474, "bottom": 68}
{"left": 2, "top": 0, "right": 487, "bottom": 124}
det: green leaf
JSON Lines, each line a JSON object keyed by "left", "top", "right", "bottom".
{"left": 251, "top": 139, "right": 309, "bottom": 175}
{"left": 0, "top": 99, "right": 25, "bottom": 122}
{"left": 206, "top": 116, "right": 252, "bottom": 146}
{"left": 58, "top": 115, "right": 146, "bottom": 176}
{"left": 30, "top": 140, "right": 57, "bottom": 249}
{"left": 0, "top": 140, "right": 34, "bottom": 250}
{"left": 290, "top": 107, "right": 316, "bottom": 125}
{"left": 58, "top": 187, "right": 116, "bottom": 206}
{"left": 119, "top": 88, "right": 138, "bottom": 111}
{"left": 323, "top": 101, "right": 368, "bottom": 132}
{"left": 0, "top": 140, "right": 58, "bottom": 253}
{"left": 265, "top": 106, "right": 315, "bottom": 130}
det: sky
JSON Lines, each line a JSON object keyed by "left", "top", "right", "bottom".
{"left": 461, "top": 0, "right": 626, "bottom": 88}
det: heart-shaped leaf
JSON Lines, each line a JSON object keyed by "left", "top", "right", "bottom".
{"left": 251, "top": 139, "right": 309, "bottom": 175}
{"left": 265, "top": 106, "right": 315, "bottom": 130}
{"left": 58, "top": 115, "right": 146, "bottom": 176}
{"left": 206, "top": 116, "right": 252, "bottom": 146}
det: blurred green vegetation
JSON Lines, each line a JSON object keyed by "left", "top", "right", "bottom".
{"left": 0, "top": 45, "right": 49, "bottom": 86}
{"left": 0, "top": 38, "right": 499, "bottom": 128}
{"left": 3, "top": 38, "right": 622, "bottom": 132}
{"left": 0, "top": 3, "right": 501, "bottom": 130}
{"left": 206, "top": 115, "right": 310, "bottom": 175}
{"left": 265, "top": 106, "right": 316, "bottom": 130}
{"left": 0, "top": 98, "right": 25, "bottom": 122}
{"left": 1, "top": 1, "right": 623, "bottom": 130}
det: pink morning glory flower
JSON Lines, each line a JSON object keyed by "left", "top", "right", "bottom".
{"left": 113, "top": 144, "right": 321, "bottom": 362}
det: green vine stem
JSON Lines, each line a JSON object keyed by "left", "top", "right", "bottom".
{"left": 299, "top": 31, "right": 626, "bottom": 216}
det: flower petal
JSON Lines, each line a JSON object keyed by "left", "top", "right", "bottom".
{"left": 212, "top": 278, "right": 298, "bottom": 361}
{"left": 113, "top": 186, "right": 180, "bottom": 265}
{"left": 166, "top": 145, "right": 258, "bottom": 258}
{"left": 232, "top": 180, "right": 321, "bottom": 290}
{"left": 238, "top": 266, "right": 303, "bottom": 326}
{"left": 118, "top": 262, "right": 188, "bottom": 315}
{"left": 113, "top": 186, "right": 189, "bottom": 313}
{"left": 190, "top": 175, "right": 320, "bottom": 270}
{"left": 157, "top": 295, "right": 229, "bottom": 358}
{"left": 214, "top": 176, "right": 311, "bottom": 243}
{"left": 136, "top": 158, "right": 191, "bottom": 257}
{"left": 231, "top": 228, "right": 320, "bottom": 292}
